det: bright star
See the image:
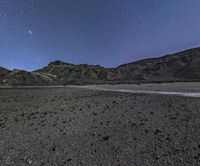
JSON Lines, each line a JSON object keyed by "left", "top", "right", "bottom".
{"left": 28, "top": 30, "right": 32, "bottom": 35}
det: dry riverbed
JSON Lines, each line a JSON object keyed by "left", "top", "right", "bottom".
{"left": 0, "top": 84, "right": 200, "bottom": 165}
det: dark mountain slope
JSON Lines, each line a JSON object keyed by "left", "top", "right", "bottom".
{"left": 0, "top": 67, "right": 11, "bottom": 84}
{"left": 0, "top": 66, "right": 10, "bottom": 76}
{"left": 117, "top": 48, "right": 200, "bottom": 82}
{"left": 0, "top": 69, "right": 51, "bottom": 86}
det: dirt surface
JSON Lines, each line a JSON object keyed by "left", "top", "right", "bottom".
{"left": 0, "top": 87, "right": 200, "bottom": 165}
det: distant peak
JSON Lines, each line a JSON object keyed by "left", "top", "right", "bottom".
{"left": 48, "top": 61, "right": 70, "bottom": 66}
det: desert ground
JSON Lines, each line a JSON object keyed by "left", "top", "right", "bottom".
{"left": 0, "top": 83, "right": 200, "bottom": 165}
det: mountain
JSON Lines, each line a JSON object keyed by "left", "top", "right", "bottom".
{"left": 0, "top": 67, "right": 11, "bottom": 85}
{"left": 0, "top": 47, "right": 200, "bottom": 85}
{"left": 34, "top": 61, "right": 119, "bottom": 85}
{"left": 0, "top": 66, "right": 10, "bottom": 76}
{"left": 116, "top": 47, "right": 200, "bottom": 82}
{"left": 0, "top": 69, "right": 50, "bottom": 86}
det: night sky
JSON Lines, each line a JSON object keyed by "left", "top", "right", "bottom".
{"left": 1, "top": 0, "right": 200, "bottom": 71}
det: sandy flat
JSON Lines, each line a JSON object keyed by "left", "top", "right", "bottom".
{"left": 69, "top": 82, "right": 200, "bottom": 97}
{"left": 0, "top": 84, "right": 200, "bottom": 165}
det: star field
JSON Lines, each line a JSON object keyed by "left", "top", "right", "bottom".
{"left": 1, "top": 0, "right": 200, "bottom": 71}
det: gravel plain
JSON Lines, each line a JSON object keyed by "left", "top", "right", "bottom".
{"left": 0, "top": 83, "right": 200, "bottom": 165}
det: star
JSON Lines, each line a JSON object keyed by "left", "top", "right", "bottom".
{"left": 28, "top": 30, "right": 32, "bottom": 35}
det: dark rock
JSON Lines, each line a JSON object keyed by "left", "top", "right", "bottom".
{"left": 102, "top": 136, "right": 109, "bottom": 141}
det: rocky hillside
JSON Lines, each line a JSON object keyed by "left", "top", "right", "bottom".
{"left": 0, "top": 47, "right": 200, "bottom": 85}
{"left": 0, "top": 69, "right": 50, "bottom": 86}
{"left": 117, "top": 47, "right": 200, "bottom": 82}
{"left": 0, "top": 66, "right": 10, "bottom": 76}
{"left": 34, "top": 61, "right": 120, "bottom": 85}
{"left": 0, "top": 67, "right": 11, "bottom": 85}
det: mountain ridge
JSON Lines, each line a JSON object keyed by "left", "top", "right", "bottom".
{"left": 1, "top": 47, "right": 200, "bottom": 85}
{"left": 117, "top": 47, "right": 199, "bottom": 67}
